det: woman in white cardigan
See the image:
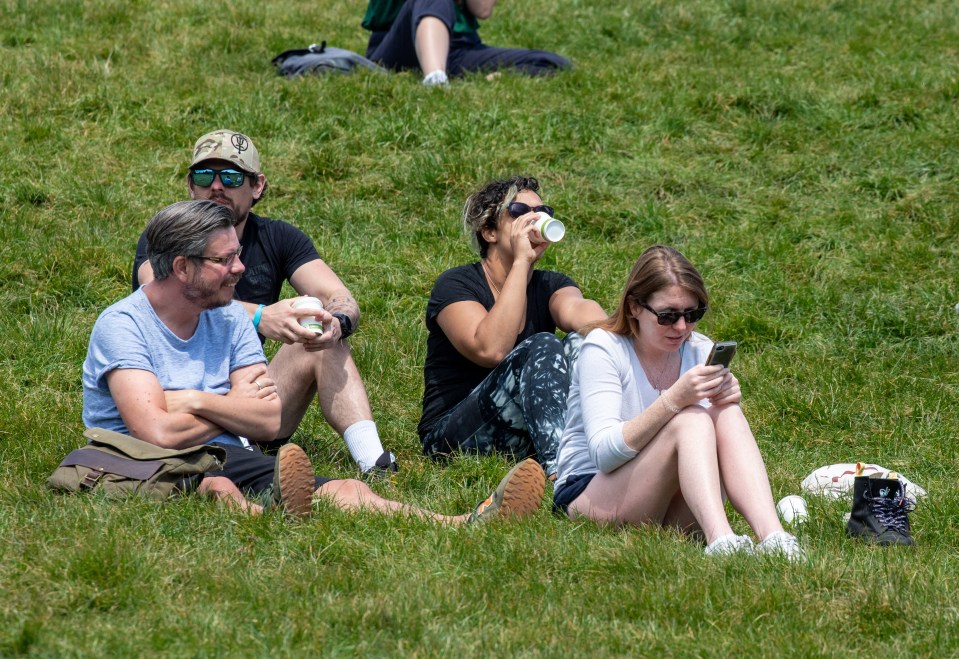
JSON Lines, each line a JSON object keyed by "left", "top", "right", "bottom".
{"left": 553, "top": 245, "right": 801, "bottom": 558}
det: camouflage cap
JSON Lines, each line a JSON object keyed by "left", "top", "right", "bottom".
{"left": 189, "top": 129, "right": 261, "bottom": 174}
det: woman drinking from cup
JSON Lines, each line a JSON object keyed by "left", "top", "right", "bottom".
{"left": 418, "top": 176, "right": 606, "bottom": 479}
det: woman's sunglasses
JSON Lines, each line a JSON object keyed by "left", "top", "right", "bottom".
{"left": 189, "top": 168, "right": 252, "bottom": 188}
{"left": 639, "top": 301, "right": 708, "bottom": 326}
{"left": 507, "top": 201, "right": 555, "bottom": 218}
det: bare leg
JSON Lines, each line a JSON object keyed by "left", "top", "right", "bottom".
{"left": 269, "top": 341, "right": 375, "bottom": 438}
{"left": 710, "top": 404, "right": 784, "bottom": 541}
{"left": 569, "top": 406, "right": 735, "bottom": 544}
{"left": 197, "top": 476, "right": 263, "bottom": 515}
{"left": 316, "top": 479, "right": 469, "bottom": 525}
{"left": 662, "top": 491, "right": 703, "bottom": 537}
{"left": 415, "top": 16, "right": 450, "bottom": 74}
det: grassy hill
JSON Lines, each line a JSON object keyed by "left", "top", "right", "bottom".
{"left": 2, "top": 0, "right": 958, "bottom": 655}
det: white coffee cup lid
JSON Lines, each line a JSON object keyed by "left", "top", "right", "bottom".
{"left": 292, "top": 296, "right": 323, "bottom": 311}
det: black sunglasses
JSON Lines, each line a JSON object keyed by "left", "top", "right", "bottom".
{"left": 507, "top": 201, "right": 555, "bottom": 218}
{"left": 189, "top": 168, "right": 251, "bottom": 188}
{"left": 639, "top": 301, "right": 708, "bottom": 326}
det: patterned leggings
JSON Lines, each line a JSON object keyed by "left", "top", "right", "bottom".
{"left": 421, "top": 332, "right": 583, "bottom": 477}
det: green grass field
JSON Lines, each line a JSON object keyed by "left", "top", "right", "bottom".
{"left": 2, "top": 0, "right": 959, "bottom": 655}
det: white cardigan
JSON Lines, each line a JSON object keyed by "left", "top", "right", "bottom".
{"left": 555, "top": 329, "right": 715, "bottom": 490}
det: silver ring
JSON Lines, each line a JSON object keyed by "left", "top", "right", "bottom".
{"left": 255, "top": 380, "right": 263, "bottom": 390}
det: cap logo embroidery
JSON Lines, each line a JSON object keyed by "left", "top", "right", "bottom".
{"left": 231, "top": 133, "right": 249, "bottom": 154}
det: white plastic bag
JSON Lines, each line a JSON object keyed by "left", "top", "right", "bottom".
{"left": 801, "top": 463, "right": 927, "bottom": 500}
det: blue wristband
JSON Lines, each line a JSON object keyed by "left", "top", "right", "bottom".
{"left": 252, "top": 304, "right": 266, "bottom": 331}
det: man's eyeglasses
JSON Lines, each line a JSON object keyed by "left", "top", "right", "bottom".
{"left": 507, "top": 201, "right": 555, "bottom": 219}
{"left": 194, "top": 246, "right": 242, "bottom": 268}
{"left": 189, "top": 168, "right": 251, "bottom": 188}
{"left": 639, "top": 301, "right": 708, "bottom": 326}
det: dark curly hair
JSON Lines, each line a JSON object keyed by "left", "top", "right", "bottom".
{"left": 462, "top": 175, "right": 541, "bottom": 257}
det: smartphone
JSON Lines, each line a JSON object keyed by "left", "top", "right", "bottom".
{"left": 706, "top": 341, "right": 737, "bottom": 368}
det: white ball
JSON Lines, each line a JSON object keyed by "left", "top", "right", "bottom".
{"left": 777, "top": 495, "right": 808, "bottom": 525}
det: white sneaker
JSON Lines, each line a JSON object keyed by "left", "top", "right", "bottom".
{"left": 705, "top": 534, "right": 754, "bottom": 556}
{"left": 757, "top": 531, "right": 805, "bottom": 560}
{"left": 422, "top": 70, "right": 449, "bottom": 86}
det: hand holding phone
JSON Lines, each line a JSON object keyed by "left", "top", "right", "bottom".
{"left": 706, "top": 341, "right": 737, "bottom": 368}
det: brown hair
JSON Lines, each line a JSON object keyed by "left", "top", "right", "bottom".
{"left": 585, "top": 245, "right": 708, "bottom": 337}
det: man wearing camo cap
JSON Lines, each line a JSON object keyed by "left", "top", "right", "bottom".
{"left": 132, "top": 129, "right": 398, "bottom": 478}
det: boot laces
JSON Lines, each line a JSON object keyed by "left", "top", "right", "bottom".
{"left": 866, "top": 491, "right": 916, "bottom": 534}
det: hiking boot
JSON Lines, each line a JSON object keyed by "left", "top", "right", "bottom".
{"left": 756, "top": 531, "right": 805, "bottom": 561}
{"left": 467, "top": 458, "right": 545, "bottom": 525}
{"left": 704, "top": 534, "right": 754, "bottom": 556}
{"left": 846, "top": 474, "right": 915, "bottom": 546}
{"left": 362, "top": 451, "right": 399, "bottom": 482}
{"left": 271, "top": 444, "right": 315, "bottom": 518}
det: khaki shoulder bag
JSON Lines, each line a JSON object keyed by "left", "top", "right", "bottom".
{"left": 47, "top": 428, "right": 227, "bottom": 500}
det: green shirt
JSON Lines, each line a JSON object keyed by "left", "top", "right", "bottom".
{"left": 362, "top": 0, "right": 480, "bottom": 36}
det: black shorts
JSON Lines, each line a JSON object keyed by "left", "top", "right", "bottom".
{"left": 206, "top": 442, "right": 334, "bottom": 497}
{"left": 552, "top": 473, "right": 596, "bottom": 515}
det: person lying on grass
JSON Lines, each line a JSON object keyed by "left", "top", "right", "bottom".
{"left": 87, "top": 200, "right": 545, "bottom": 521}
{"left": 418, "top": 175, "right": 606, "bottom": 480}
{"left": 553, "top": 245, "right": 803, "bottom": 558}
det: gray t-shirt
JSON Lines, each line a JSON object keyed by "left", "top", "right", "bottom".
{"left": 82, "top": 287, "right": 267, "bottom": 447}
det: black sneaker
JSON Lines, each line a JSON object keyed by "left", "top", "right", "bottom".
{"left": 846, "top": 474, "right": 915, "bottom": 546}
{"left": 362, "top": 451, "right": 399, "bottom": 482}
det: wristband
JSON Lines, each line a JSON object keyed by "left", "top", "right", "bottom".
{"left": 252, "top": 304, "right": 266, "bottom": 331}
{"left": 332, "top": 312, "right": 355, "bottom": 339}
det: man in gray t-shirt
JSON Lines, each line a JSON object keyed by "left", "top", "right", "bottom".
{"left": 83, "top": 280, "right": 266, "bottom": 445}
{"left": 85, "top": 200, "right": 319, "bottom": 513}
{"left": 132, "top": 129, "right": 397, "bottom": 479}
{"left": 85, "top": 199, "right": 546, "bottom": 520}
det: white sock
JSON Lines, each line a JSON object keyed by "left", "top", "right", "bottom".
{"left": 343, "top": 420, "right": 386, "bottom": 472}
{"left": 422, "top": 70, "right": 448, "bottom": 86}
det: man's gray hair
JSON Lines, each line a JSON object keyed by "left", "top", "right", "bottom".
{"left": 146, "top": 200, "right": 236, "bottom": 281}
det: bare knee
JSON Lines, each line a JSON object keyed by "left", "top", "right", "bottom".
{"left": 198, "top": 476, "right": 241, "bottom": 497}
{"left": 315, "top": 338, "right": 353, "bottom": 364}
{"left": 316, "top": 478, "right": 375, "bottom": 509}
{"left": 269, "top": 343, "right": 320, "bottom": 398}
{"left": 273, "top": 342, "right": 320, "bottom": 373}
{"left": 675, "top": 403, "right": 711, "bottom": 421}
{"left": 707, "top": 401, "right": 746, "bottom": 424}
{"left": 282, "top": 338, "right": 354, "bottom": 377}
{"left": 661, "top": 406, "right": 717, "bottom": 451}
{"left": 662, "top": 405, "right": 713, "bottom": 435}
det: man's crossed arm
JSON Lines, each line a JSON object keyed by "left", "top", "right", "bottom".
{"left": 106, "top": 363, "right": 281, "bottom": 449}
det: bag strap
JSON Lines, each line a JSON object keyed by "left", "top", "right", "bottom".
{"left": 272, "top": 41, "right": 326, "bottom": 65}
{"left": 60, "top": 448, "right": 163, "bottom": 481}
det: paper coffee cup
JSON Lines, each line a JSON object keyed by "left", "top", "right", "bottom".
{"left": 776, "top": 495, "right": 808, "bottom": 525}
{"left": 531, "top": 213, "right": 565, "bottom": 243}
{"left": 292, "top": 296, "right": 324, "bottom": 335}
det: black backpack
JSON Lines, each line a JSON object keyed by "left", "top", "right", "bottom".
{"left": 272, "top": 41, "right": 387, "bottom": 77}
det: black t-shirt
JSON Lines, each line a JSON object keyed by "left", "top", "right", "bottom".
{"left": 132, "top": 212, "right": 321, "bottom": 305}
{"left": 417, "top": 262, "right": 578, "bottom": 438}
